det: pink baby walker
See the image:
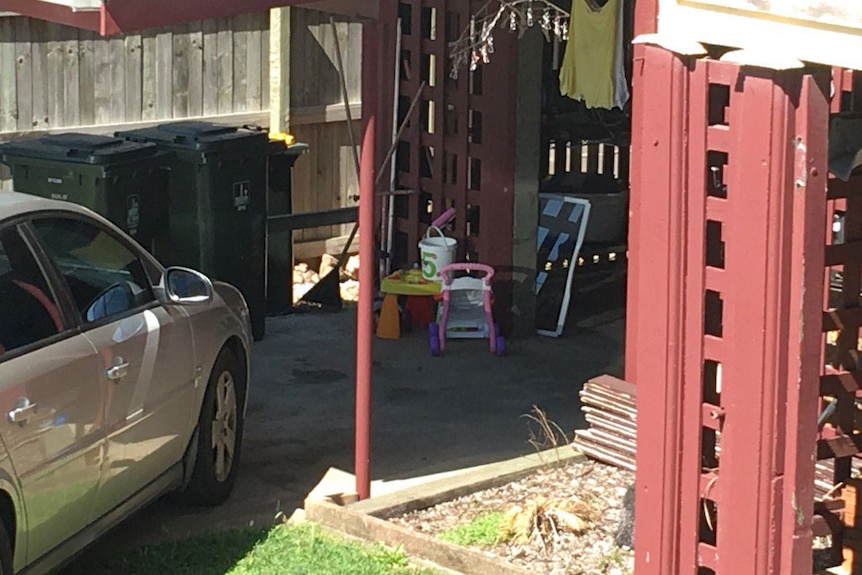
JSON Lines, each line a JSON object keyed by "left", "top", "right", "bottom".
{"left": 429, "top": 262, "right": 506, "bottom": 357}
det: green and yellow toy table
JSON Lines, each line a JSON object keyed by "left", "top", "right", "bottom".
{"left": 377, "top": 270, "right": 440, "bottom": 339}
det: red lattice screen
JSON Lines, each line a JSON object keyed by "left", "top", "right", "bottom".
{"left": 629, "top": 44, "right": 830, "bottom": 575}
{"left": 819, "top": 71, "right": 862, "bottom": 570}
{"left": 382, "top": 1, "right": 517, "bottom": 327}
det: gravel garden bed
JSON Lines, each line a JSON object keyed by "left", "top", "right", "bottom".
{"left": 388, "top": 458, "right": 635, "bottom": 575}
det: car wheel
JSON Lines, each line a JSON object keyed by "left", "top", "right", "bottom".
{"left": 184, "top": 348, "right": 245, "bottom": 506}
{"left": 0, "top": 521, "right": 12, "bottom": 575}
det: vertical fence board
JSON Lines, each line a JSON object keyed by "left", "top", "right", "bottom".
{"left": 77, "top": 29, "right": 95, "bottom": 126}
{"left": 345, "top": 21, "right": 362, "bottom": 103}
{"left": 93, "top": 35, "right": 112, "bottom": 125}
{"left": 187, "top": 21, "right": 204, "bottom": 117}
{"left": 172, "top": 24, "right": 190, "bottom": 118}
{"left": 141, "top": 30, "right": 157, "bottom": 121}
{"left": 29, "top": 21, "right": 48, "bottom": 130}
{"left": 45, "top": 23, "right": 64, "bottom": 128}
{"left": 232, "top": 14, "right": 249, "bottom": 112}
{"left": 217, "top": 18, "right": 233, "bottom": 114}
{"left": 155, "top": 28, "right": 173, "bottom": 119}
{"left": 62, "top": 28, "right": 79, "bottom": 126}
{"left": 202, "top": 19, "right": 219, "bottom": 116}
{"left": 291, "top": 9, "right": 317, "bottom": 109}
{"left": 0, "top": 19, "right": 17, "bottom": 132}
{"left": 320, "top": 123, "right": 334, "bottom": 241}
{"left": 261, "top": 20, "right": 270, "bottom": 111}
{"left": 320, "top": 15, "right": 338, "bottom": 107}
{"left": 247, "top": 13, "right": 262, "bottom": 112}
{"left": 15, "top": 19, "right": 33, "bottom": 131}
{"left": 109, "top": 36, "right": 125, "bottom": 122}
{"left": 124, "top": 34, "right": 143, "bottom": 122}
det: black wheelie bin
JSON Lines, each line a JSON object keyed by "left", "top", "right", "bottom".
{"left": 117, "top": 122, "right": 270, "bottom": 340}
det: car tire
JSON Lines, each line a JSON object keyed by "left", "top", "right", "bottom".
{"left": 184, "top": 348, "right": 245, "bottom": 506}
{"left": 0, "top": 520, "right": 12, "bottom": 575}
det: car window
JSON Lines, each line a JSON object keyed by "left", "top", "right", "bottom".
{"left": 0, "top": 226, "right": 64, "bottom": 356}
{"left": 31, "top": 217, "right": 155, "bottom": 324}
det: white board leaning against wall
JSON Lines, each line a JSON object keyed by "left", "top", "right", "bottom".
{"left": 657, "top": 0, "right": 862, "bottom": 70}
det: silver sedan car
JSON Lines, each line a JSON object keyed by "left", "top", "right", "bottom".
{"left": 0, "top": 191, "right": 251, "bottom": 574}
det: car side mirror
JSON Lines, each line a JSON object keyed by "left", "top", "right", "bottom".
{"left": 158, "top": 267, "right": 214, "bottom": 305}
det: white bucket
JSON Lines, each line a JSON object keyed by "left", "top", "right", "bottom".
{"left": 419, "top": 226, "right": 457, "bottom": 282}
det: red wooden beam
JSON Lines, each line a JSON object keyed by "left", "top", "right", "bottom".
{"left": 98, "top": 0, "right": 323, "bottom": 35}
{"left": 0, "top": 0, "right": 375, "bottom": 35}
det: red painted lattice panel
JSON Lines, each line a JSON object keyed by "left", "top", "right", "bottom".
{"left": 820, "top": 70, "right": 862, "bottom": 566}
{"left": 628, "top": 44, "right": 830, "bottom": 575}
{"left": 383, "top": 1, "right": 517, "bottom": 327}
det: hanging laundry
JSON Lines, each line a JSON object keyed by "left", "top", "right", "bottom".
{"left": 559, "top": 0, "right": 630, "bottom": 110}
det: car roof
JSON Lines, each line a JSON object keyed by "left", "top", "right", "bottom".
{"left": 0, "top": 190, "right": 95, "bottom": 221}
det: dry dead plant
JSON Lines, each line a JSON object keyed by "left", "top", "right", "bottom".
{"left": 498, "top": 495, "right": 599, "bottom": 550}
{"left": 522, "top": 405, "right": 572, "bottom": 462}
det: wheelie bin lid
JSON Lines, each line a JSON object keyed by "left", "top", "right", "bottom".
{"left": 268, "top": 139, "right": 309, "bottom": 166}
{"left": 0, "top": 133, "right": 160, "bottom": 166}
{"left": 116, "top": 121, "right": 269, "bottom": 153}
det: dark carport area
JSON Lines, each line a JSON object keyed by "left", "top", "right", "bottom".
{"left": 69, "top": 272, "right": 623, "bottom": 555}
{"left": 0, "top": 0, "right": 631, "bottom": 567}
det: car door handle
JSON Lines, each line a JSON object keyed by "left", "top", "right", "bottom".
{"left": 8, "top": 399, "right": 36, "bottom": 425}
{"left": 106, "top": 359, "right": 130, "bottom": 382}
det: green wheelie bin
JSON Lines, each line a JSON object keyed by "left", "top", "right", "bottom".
{"left": 0, "top": 133, "right": 168, "bottom": 253}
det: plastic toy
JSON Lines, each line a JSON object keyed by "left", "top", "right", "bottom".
{"left": 429, "top": 262, "right": 506, "bottom": 356}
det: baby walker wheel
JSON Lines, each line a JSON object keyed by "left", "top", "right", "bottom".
{"left": 494, "top": 335, "right": 507, "bottom": 356}
{"left": 429, "top": 322, "right": 442, "bottom": 357}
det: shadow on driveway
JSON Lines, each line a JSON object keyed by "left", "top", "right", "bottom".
{"left": 64, "top": 278, "right": 624, "bottom": 570}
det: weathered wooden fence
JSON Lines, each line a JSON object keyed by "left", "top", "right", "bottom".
{"left": 283, "top": 7, "right": 363, "bottom": 248}
{"left": 0, "top": 8, "right": 363, "bottom": 258}
{"left": 0, "top": 12, "right": 272, "bottom": 188}
{"left": 0, "top": 13, "right": 270, "bottom": 133}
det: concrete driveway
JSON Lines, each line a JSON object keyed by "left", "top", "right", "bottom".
{"left": 65, "top": 270, "right": 625, "bottom": 567}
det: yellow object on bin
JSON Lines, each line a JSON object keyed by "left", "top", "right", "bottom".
{"left": 269, "top": 131, "right": 296, "bottom": 145}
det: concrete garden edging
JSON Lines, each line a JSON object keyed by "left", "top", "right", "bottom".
{"left": 304, "top": 447, "right": 585, "bottom": 575}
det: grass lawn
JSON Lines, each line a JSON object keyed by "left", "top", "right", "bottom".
{"left": 64, "top": 523, "right": 440, "bottom": 575}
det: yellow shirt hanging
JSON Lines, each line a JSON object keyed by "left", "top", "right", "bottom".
{"left": 559, "top": 0, "right": 621, "bottom": 110}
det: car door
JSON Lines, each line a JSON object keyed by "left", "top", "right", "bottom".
{"left": 29, "top": 216, "right": 196, "bottom": 519}
{"left": 0, "top": 221, "right": 105, "bottom": 564}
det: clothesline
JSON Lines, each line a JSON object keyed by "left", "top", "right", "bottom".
{"left": 447, "top": 0, "right": 630, "bottom": 111}
{"left": 448, "top": 0, "right": 571, "bottom": 80}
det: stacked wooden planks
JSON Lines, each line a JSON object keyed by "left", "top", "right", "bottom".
{"left": 572, "top": 375, "right": 859, "bottom": 500}
{"left": 573, "top": 375, "right": 637, "bottom": 472}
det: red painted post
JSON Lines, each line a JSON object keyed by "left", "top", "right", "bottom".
{"left": 780, "top": 74, "right": 828, "bottom": 575}
{"left": 355, "top": 18, "right": 380, "bottom": 501}
{"left": 634, "top": 0, "right": 658, "bottom": 35}
{"left": 628, "top": 45, "right": 698, "bottom": 575}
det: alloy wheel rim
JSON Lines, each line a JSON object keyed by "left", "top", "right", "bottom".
{"left": 211, "top": 371, "right": 238, "bottom": 482}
